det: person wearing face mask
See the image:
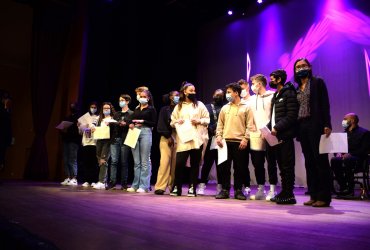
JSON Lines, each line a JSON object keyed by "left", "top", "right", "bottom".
{"left": 197, "top": 89, "right": 225, "bottom": 195}
{"left": 237, "top": 79, "right": 253, "bottom": 197}
{"left": 267, "top": 69, "right": 298, "bottom": 205}
{"left": 127, "top": 90, "right": 157, "bottom": 193}
{"left": 60, "top": 102, "right": 82, "bottom": 186}
{"left": 294, "top": 58, "right": 333, "bottom": 207}
{"left": 91, "top": 102, "right": 116, "bottom": 190}
{"left": 105, "top": 94, "right": 133, "bottom": 190}
{"left": 248, "top": 74, "right": 278, "bottom": 201}
{"left": 170, "top": 82, "right": 210, "bottom": 197}
{"left": 135, "top": 86, "right": 149, "bottom": 107}
{"left": 331, "top": 113, "right": 370, "bottom": 198}
{"left": 78, "top": 101, "right": 99, "bottom": 187}
{"left": 215, "top": 82, "right": 254, "bottom": 200}
{"left": 154, "top": 91, "right": 180, "bottom": 195}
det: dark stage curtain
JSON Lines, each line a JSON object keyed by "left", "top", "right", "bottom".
{"left": 24, "top": 0, "right": 75, "bottom": 180}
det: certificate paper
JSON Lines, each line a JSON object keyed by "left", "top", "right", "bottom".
{"left": 124, "top": 127, "right": 141, "bottom": 148}
{"left": 93, "top": 126, "right": 110, "bottom": 140}
{"left": 55, "top": 121, "right": 73, "bottom": 130}
{"left": 260, "top": 126, "right": 280, "bottom": 147}
{"left": 78, "top": 112, "right": 92, "bottom": 125}
{"left": 319, "top": 133, "right": 348, "bottom": 154}
{"left": 216, "top": 139, "right": 228, "bottom": 165}
{"left": 175, "top": 120, "right": 196, "bottom": 143}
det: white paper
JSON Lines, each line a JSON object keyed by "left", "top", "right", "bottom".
{"left": 78, "top": 112, "right": 93, "bottom": 125}
{"left": 209, "top": 136, "right": 217, "bottom": 150}
{"left": 216, "top": 139, "right": 228, "bottom": 165}
{"left": 124, "top": 127, "right": 141, "bottom": 148}
{"left": 93, "top": 126, "right": 110, "bottom": 140}
{"left": 319, "top": 133, "right": 348, "bottom": 154}
{"left": 259, "top": 126, "right": 280, "bottom": 147}
{"left": 55, "top": 121, "right": 73, "bottom": 130}
{"left": 175, "top": 120, "right": 196, "bottom": 143}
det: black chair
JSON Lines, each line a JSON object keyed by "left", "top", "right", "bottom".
{"left": 353, "top": 154, "right": 370, "bottom": 200}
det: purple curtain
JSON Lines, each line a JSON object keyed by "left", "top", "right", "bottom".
{"left": 24, "top": 0, "right": 74, "bottom": 180}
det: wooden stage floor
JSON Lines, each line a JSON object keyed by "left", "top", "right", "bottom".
{"left": 0, "top": 181, "right": 369, "bottom": 250}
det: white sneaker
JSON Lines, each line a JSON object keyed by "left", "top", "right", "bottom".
{"left": 136, "top": 188, "right": 147, "bottom": 193}
{"left": 61, "top": 178, "right": 70, "bottom": 185}
{"left": 216, "top": 184, "right": 222, "bottom": 193}
{"left": 250, "top": 186, "right": 266, "bottom": 200}
{"left": 82, "top": 182, "right": 90, "bottom": 187}
{"left": 127, "top": 187, "right": 136, "bottom": 192}
{"left": 244, "top": 187, "right": 251, "bottom": 198}
{"left": 266, "top": 190, "right": 277, "bottom": 201}
{"left": 68, "top": 178, "right": 78, "bottom": 186}
{"left": 93, "top": 182, "right": 105, "bottom": 190}
{"left": 197, "top": 183, "right": 206, "bottom": 195}
{"left": 91, "top": 182, "right": 96, "bottom": 188}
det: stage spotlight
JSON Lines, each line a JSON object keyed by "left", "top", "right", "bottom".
{"left": 227, "top": 10, "right": 233, "bottom": 15}
{"left": 257, "top": 0, "right": 263, "bottom": 4}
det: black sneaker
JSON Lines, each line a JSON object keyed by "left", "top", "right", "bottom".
{"left": 234, "top": 190, "right": 247, "bottom": 200}
{"left": 170, "top": 186, "right": 181, "bottom": 196}
{"left": 105, "top": 182, "right": 116, "bottom": 190}
{"left": 215, "top": 189, "right": 230, "bottom": 199}
{"left": 187, "top": 185, "right": 196, "bottom": 197}
{"left": 154, "top": 189, "right": 165, "bottom": 195}
{"left": 276, "top": 193, "right": 297, "bottom": 205}
{"left": 120, "top": 184, "right": 128, "bottom": 191}
{"left": 270, "top": 191, "right": 284, "bottom": 202}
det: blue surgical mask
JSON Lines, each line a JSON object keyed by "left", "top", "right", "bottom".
{"left": 139, "top": 98, "right": 148, "bottom": 105}
{"left": 226, "top": 93, "right": 233, "bottom": 102}
{"left": 173, "top": 96, "right": 180, "bottom": 104}
{"left": 90, "top": 108, "right": 97, "bottom": 114}
{"left": 119, "top": 101, "right": 126, "bottom": 108}
{"left": 103, "top": 110, "right": 110, "bottom": 116}
{"left": 342, "top": 120, "right": 349, "bottom": 129}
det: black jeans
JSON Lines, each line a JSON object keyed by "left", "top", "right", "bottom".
{"left": 266, "top": 144, "right": 278, "bottom": 185}
{"left": 81, "top": 145, "right": 98, "bottom": 184}
{"left": 250, "top": 150, "right": 266, "bottom": 185}
{"left": 219, "top": 141, "right": 248, "bottom": 191}
{"left": 331, "top": 156, "right": 359, "bottom": 192}
{"left": 200, "top": 139, "right": 221, "bottom": 184}
{"left": 274, "top": 139, "right": 295, "bottom": 195}
{"left": 242, "top": 143, "right": 251, "bottom": 187}
{"left": 174, "top": 147, "right": 203, "bottom": 194}
{"left": 299, "top": 119, "right": 332, "bottom": 202}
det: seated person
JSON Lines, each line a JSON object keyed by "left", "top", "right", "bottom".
{"left": 331, "top": 113, "right": 370, "bottom": 196}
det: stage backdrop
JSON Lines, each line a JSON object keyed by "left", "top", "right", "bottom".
{"left": 197, "top": 0, "right": 370, "bottom": 186}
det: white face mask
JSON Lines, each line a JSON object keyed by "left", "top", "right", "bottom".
{"left": 342, "top": 120, "right": 349, "bottom": 129}
{"left": 240, "top": 89, "right": 248, "bottom": 98}
{"left": 251, "top": 84, "right": 260, "bottom": 94}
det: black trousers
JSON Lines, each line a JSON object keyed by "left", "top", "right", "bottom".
{"left": 242, "top": 143, "right": 251, "bottom": 187}
{"left": 250, "top": 150, "right": 266, "bottom": 185}
{"left": 81, "top": 145, "right": 99, "bottom": 184}
{"left": 200, "top": 139, "right": 221, "bottom": 184}
{"left": 219, "top": 141, "right": 248, "bottom": 191}
{"left": 266, "top": 144, "right": 278, "bottom": 185}
{"left": 273, "top": 139, "right": 295, "bottom": 195}
{"left": 299, "top": 119, "right": 332, "bottom": 202}
{"left": 331, "top": 156, "right": 359, "bottom": 192}
{"left": 174, "top": 147, "right": 203, "bottom": 194}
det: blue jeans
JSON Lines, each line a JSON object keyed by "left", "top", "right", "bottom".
{"left": 63, "top": 142, "right": 79, "bottom": 177}
{"left": 110, "top": 137, "right": 131, "bottom": 185}
{"left": 131, "top": 127, "right": 152, "bottom": 190}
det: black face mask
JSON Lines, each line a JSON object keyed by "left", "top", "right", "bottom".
{"left": 297, "top": 69, "right": 310, "bottom": 78}
{"left": 269, "top": 81, "right": 277, "bottom": 89}
{"left": 187, "top": 93, "right": 196, "bottom": 101}
{"left": 213, "top": 96, "right": 223, "bottom": 105}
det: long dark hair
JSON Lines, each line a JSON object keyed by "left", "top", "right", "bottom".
{"left": 178, "top": 81, "right": 197, "bottom": 110}
{"left": 293, "top": 58, "right": 313, "bottom": 85}
{"left": 98, "top": 102, "right": 115, "bottom": 125}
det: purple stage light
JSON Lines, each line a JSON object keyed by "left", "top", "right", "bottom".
{"left": 257, "top": 0, "right": 263, "bottom": 4}
{"left": 228, "top": 10, "right": 233, "bottom": 16}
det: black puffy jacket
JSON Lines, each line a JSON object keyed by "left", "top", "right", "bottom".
{"left": 268, "top": 82, "right": 298, "bottom": 141}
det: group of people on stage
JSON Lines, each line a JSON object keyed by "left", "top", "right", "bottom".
{"left": 59, "top": 58, "right": 370, "bottom": 208}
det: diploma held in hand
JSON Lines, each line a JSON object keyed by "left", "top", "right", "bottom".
{"left": 319, "top": 133, "right": 348, "bottom": 154}
{"left": 260, "top": 126, "right": 280, "bottom": 147}
{"left": 124, "top": 128, "right": 141, "bottom": 148}
{"left": 56, "top": 121, "right": 73, "bottom": 130}
{"left": 93, "top": 126, "right": 110, "bottom": 139}
{"left": 216, "top": 139, "right": 228, "bottom": 165}
{"left": 175, "top": 120, "right": 196, "bottom": 143}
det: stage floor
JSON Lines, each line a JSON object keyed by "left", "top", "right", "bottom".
{"left": 0, "top": 181, "right": 369, "bottom": 250}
